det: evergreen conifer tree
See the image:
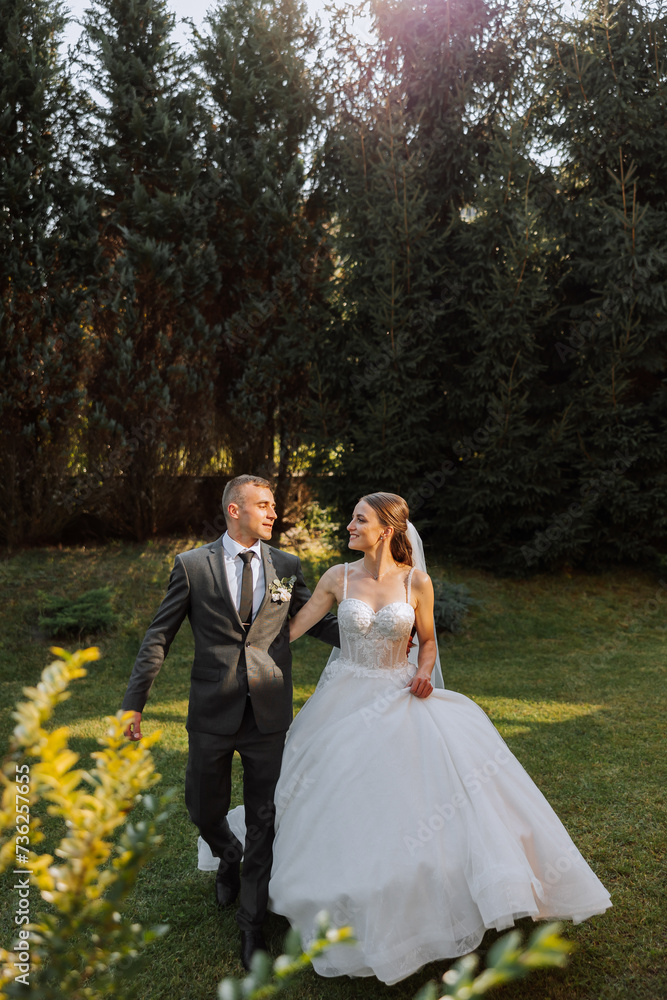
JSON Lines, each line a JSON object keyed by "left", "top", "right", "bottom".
{"left": 426, "top": 132, "right": 564, "bottom": 572}
{"left": 0, "top": 0, "right": 94, "bottom": 546}
{"left": 316, "top": 0, "right": 667, "bottom": 572}
{"left": 312, "top": 0, "right": 541, "bottom": 553}
{"left": 194, "top": 0, "right": 333, "bottom": 526}
{"left": 79, "top": 0, "right": 220, "bottom": 539}
{"left": 522, "top": 0, "right": 667, "bottom": 569}
{"left": 310, "top": 87, "right": 448, "bottom": 514}
{"left": 378, "top": 0, "right": 565, "bottom": 571}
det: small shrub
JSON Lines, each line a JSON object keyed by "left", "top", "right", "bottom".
{"left": 0, "top": 647, "right": 171, "bottom": 999}
{"left": 37, "top": 587, "right": 117, "bottom": 637}
{"left": 283, "top": 501, "right": 342, "bottom": 555}
{"left": 433, "top": 579, "right": 478, "bottom": 634}
{"left": 300, "top": 502, "right": 341, "bottom": 544}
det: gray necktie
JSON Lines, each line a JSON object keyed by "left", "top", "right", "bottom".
{"left": 238, "top": 551, "right": 254, "bottom": 628}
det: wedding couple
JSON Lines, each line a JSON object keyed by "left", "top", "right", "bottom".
{"left": 121, "top": 475, "right": 611, "bottom": 983}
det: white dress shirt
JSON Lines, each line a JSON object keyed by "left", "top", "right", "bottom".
{"left": 222, "top": 532, "right": 265, "bottom": 621}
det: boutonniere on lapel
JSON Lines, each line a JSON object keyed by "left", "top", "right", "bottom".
{"left": 269, "top": 575, "right": 297, "bottom": 603}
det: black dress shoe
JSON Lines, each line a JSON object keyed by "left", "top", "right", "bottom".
{"left": 215, "top": 863, "right": 240, "bottom": 907}
{"left": 240, "top": 929, "right": 267, "bottom": 971}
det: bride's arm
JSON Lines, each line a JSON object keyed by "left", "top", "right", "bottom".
{"left": 289, "top": 565, "right": 342, "bottom": 642}
{"left": 408, "top": 571, "right": 438, "bottom": 699}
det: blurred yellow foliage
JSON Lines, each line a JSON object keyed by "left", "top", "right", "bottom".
{"left": 0, "top": 647, "right": 169, "bottom": 999}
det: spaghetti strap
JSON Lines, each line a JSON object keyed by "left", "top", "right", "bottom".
{"left": 343, "top": 562, "right": 348, "bottom": 600}
{"left": 406, "top": 566, "right": 415, "bottom": 604}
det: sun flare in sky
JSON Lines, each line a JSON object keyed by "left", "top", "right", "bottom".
{"left": 60, "top": 0, "right": 579, "bottom": 55}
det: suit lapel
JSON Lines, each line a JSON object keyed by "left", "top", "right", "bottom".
{"left": 207, "top": 536, "right": 244, "bottom": 629}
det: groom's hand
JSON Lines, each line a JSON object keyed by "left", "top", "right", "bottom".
{"left": 123, "top": 711, "right": 143, "bottom": 741}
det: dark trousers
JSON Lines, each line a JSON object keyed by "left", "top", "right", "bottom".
{"left": 185, "top": 697, "right": 287, "bottom": 931}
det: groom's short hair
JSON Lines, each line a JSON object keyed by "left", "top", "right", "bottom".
{"left": 222, "top": 474, "right": 273, "bottom": 522}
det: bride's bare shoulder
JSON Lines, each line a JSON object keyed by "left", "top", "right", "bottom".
{"left": 409, "top": 567, "right": 433, "bottom": 594}
{"left": 320, "top": 560, "right": 367, "bottom": 595}
{"left": 317, "top": 563, "right": 347, "bottom": 590}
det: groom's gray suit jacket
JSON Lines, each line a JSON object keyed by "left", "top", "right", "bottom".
{"left": 121, "top": 536, "right": 339, "bottom": 735}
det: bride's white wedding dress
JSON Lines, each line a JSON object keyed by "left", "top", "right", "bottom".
{"left": 211, "top": 564, "right": 611, "bottom": 985}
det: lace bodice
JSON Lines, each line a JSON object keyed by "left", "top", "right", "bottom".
{"left": 339, "top": 598, "right": 415, "bottom": 667}
{"left": 321, "top": 564, "right": 416, "bottom": 684}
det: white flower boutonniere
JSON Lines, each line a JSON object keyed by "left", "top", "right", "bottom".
{"left": 269, "top": 575, "right": 297, "bottom": 603}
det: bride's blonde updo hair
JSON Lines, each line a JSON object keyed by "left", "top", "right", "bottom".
{"left": 359, "top": 492, "right": 413, "bottom": 566}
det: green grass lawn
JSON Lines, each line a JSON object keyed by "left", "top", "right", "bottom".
{"left": 0, "top": 538, "right": 665, "bottom": 999}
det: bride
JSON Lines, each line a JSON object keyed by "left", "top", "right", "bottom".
{"left": 209, "top": 491, "right": 611, "bottom": 985}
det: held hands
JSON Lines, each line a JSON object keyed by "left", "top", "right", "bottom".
{"left": 123, "top": 711, "right": 143, "bottom": 741}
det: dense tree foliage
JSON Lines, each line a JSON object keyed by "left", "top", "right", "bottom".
{"left": 312, "top": 0, "right": 564, "bottom": 570}
{"left": 309, "top": 85, "right": 449, "bottom": 508}
{"left": 194, "top": 0, "right": 332, "bottom": 530}
{"left": 0, "top": 0, "right": 94, "bottom": 546}
{"left": 77, "top": 0, "right": 221, "bottom": 539}
{"left": 1, "top": 0, "right": 665, "bottom": 570}
{"left": 526, "top": 0, "right": 667, "bottom": 570}
{"left": 311, "top": 0, "right": 667, "bottom": 573}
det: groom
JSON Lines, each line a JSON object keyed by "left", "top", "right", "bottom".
{"left": 120, "top": 474, "right": 340, "bottom": 969}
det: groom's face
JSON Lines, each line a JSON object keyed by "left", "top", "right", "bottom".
{"left": 232, "top": 485, "right": 277, "bottom": 542}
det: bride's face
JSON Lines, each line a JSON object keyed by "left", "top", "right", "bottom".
{"left": 347, "top": 501, "right": 386, "bottom": 551}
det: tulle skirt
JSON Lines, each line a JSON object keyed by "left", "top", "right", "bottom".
{"left": 218, "top": 666, "right": 610, "bottom": 985}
